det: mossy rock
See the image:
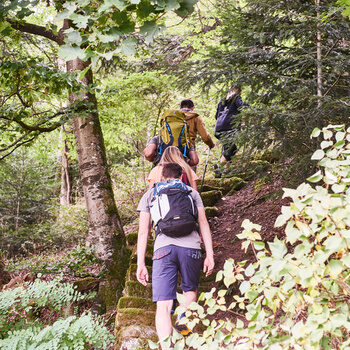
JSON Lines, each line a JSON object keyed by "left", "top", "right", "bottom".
{"left": 201, "top": 190, "right": 222, "bottom": 207}
{"left": 257, "top": 149, "right": 281, "bottom": 163}
{"left": 222, "top": 177, "right": 245, "bottom": 195}
{"left": 115, "top": 308, "right": 156, "bottom": 331}
{"left": 202, "top": 178, "right": 223, "bottom": 188}
{"left": 125, "top": 281, "right": 153, "bottom": 298}
{"left": 127, "top": 264, "right": 152, "bottom": 282}
{"left": 126, "top": 232, "right": 138, "bottom": 246}
{"left": 118, "top": 296, "right": 156, "bottom": 311}
{"left": 73, "top": 277, "right": 99, "bottom": 292}
{"left": 115, "top": 325, "right": 157, "bottom": 350}
{"left": 130, "top": 241, "right": 154, "bottom": 266}
{"left": 130, "top": 253, "right": 153, "bottom": 267}
{"left": 205, "top": 206, "right": 219, "bottom": 218}
{"left": 200, "top": 184, "right": 224, "bottom": 193}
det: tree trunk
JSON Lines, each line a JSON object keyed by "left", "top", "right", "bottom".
{"left": 66, "top": 58, "right": 130, "bottom": 311}
{"left": 66, "top": 58, "right": 125, "bottom": 261}
{"left": 59, "top": 125, "right": 72, "bottom": 206}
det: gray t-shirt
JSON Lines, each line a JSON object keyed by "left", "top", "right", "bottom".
{"left": 137, "top": 185, "right": 203, "bottom": 251}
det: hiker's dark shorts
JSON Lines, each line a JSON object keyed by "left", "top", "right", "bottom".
{"left": 152, "top": 245, "right": 202, "bottom": 302}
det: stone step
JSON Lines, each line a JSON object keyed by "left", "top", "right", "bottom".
{"left": 127, "top": 264, "right": 152, "bottom": 282}
{"left": 125, "top": 281, "right": 153, "bottom": 299}
{"left": 115, "top": 307, "right": 156, "bottom": 332}
{"left": 201, "top": 190, "right": 222, "bottom": 207}
{"left": 117, "top": 296, "right": 156, "bottom": 311}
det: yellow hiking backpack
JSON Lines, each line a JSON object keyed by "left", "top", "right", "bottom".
{"left": 158, "top": 109, "right": 191, "bottom": 160}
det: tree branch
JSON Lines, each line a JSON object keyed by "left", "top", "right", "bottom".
{"left": 0, "top": 135, "right": 37, "bottom": 161}
{"left": 6, "top": 18, "right": 60, "bottom": 44}
{"left": 0, "top": 130, "right": 32, "bottom": 152}
{"left": 0, "top": 110, "right": 68, "bottom": 132}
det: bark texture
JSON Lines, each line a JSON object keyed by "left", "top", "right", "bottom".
{"left": 66, "top": 58, "right": 125, "bottom": 266}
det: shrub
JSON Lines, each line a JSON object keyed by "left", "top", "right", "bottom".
{"left": 0, "top": 278, "right": 113, "bottom": 349}
{"left": 151, "top": 125, "right": 350, "bottom": 349}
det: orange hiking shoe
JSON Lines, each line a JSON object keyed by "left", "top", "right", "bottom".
{"left": 174, "top": 320, "right": 193, "bottom": 337}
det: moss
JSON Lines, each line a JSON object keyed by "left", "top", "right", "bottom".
{"left": 205, "top": 206, "right": 219, "bottom": 218}
{"left": 127, "top": 264, "right": 152, "bottom": 282}
{"left": 106, "top": 203, "right": 118, "bottom": 216}
{"left": 130, "top": 253, "right": 153, "bottom": 267}
{"left": 98, "top": 240, "right": 132, "bottom": 312}
{"left": 125, "top": 281, "right": 153, "bottom": 298}
{"left": 73, "top": 277, "right": 99, "bottom": 292}
{"left": 117, "top": 296, "right": 156, "bottom": 311}
{"left": 114, "top": 308, "right": 156, "bottom": 331}
{"left": 126, "top": 232, "right": 138, "bottom": 246}
{"left": 203, "top": 178, "right": 223, "bottom": 188}
{"left": 201, "top": 190, "right": 222, "bottom": 207}
{"left": 200, "top": 184, "right": 224, "bottom": 193}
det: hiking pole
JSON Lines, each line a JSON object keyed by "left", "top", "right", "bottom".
{"left": 200, "top": 147, "right": 211, "bottom": 194}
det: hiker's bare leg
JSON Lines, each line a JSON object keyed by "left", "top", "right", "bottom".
{"left": 156, "top": 300, "right": 173, "bottom": 348}
{"left": 144, "top": 143, "right": 157, "bottom": 162}
{"left": 188, "top": 150, "right": 199, "bottom": 166}
{"left": 181, "top": 290, "right": 197, "bottom": 308}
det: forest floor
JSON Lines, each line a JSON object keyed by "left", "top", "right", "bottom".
{"left": 205, "top": 173, "right": 290, "bottom": 321}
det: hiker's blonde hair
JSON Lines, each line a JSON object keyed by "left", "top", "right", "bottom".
{"left": 159, "top": 146, "right": 195, "bottom": 188}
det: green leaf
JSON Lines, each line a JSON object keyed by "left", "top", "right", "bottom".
{"left": 57, "top": 45, "right": 85, "bottom": 61}
{"left": 140, "top": 21, "right": 163, "bottom": 44}
{"left": 66, "top": 31, "right": 82, "bottom": 46}
{"left": 239, "top": 280, "right": 250, "bottom": 294}
{"left": 307, "top": 170, "right": 323, "bottom": 183}
{"left": 268, "top": 237, "right": 287, "bottom": 259}
{"left": 119, "top": 37, "right": 137, "bottom": 55}
{"left": 328, "top": 259, "right": 344, "bottom": 277}
{"left": 311, "top": 149, "right": 325, "bottom": 160}
{"left": 245, "top": 264, "right": 255, "bottom": 277}
{"left": 311, "top": 127, "right": 321, "bottom": 138}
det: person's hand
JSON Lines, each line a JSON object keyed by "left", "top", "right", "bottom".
{"left": 203, "top": 255, "right": 215, "bottom": 277}
{"left": 136, "top": 264, "right": 149, "bottom": 286}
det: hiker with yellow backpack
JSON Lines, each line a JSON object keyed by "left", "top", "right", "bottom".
{"left": 143, "top": 99, "right": 214, "bottom": 168}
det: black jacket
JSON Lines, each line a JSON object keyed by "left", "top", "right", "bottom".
{"left": 214, "top": 94, "right": 243, "bottom": 133}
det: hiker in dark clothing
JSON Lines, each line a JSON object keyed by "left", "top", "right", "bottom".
{"left": 214, "top": 86, "right": 244, "bottom": 163}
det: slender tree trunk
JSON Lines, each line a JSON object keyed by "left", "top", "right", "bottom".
{"left": 59, "top": 125, "right": 72, "bottom": 206}
{"left": 316, "top": 0, "right": 323, "bottom": 107}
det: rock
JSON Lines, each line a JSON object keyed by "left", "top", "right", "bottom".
{"left": 115, "top": 308, "right": 155, "bottom": 331}
{"left": 127, "top": 264, "right": 152, "bottom": 282}
{"left": 219, "top": 177, "right": 245, "bottom": 193}
{"left": 116, "top": 325, "right": 157, "bottom": 350}
{"left": 201, "top": 190, "right": 222, "bottom": 207}
{"left": 118, "top": 296, "right": 156, "bottom": 311}
{"left": 125, "top": 281, "right": 153, "bottom": 298}
{"left": 200, "top": 184, "right": 224, "bottom": 193}
{"left": 202, "top": 178, "right": 223, "bottom": 188}
{"left": 205, "top": 207, "right": 219, "bottom": 218}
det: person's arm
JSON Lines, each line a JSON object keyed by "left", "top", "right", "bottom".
{"left": 195, "top": 117, "right": 215, "bottom": 149}
{"left": 197, "top": 207, "right": 214, "bottom": 276}
{"left": 188, "top": 150, "right": 199, "bottom": 166}
{"left": 136, "top": 211, "right": 151, "bottom": 286}
{"left": 143, "top": 143, "right": 157, "bottom": 162}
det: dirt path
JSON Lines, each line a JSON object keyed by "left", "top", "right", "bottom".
{"left": 208, "top": 176, "right": 289, "bottom": 276}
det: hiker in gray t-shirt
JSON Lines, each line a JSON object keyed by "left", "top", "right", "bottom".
{"left": 136, "top": 163, "right": 214, "bottom": 344}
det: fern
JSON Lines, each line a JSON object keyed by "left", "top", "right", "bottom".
{"left": 0, "top": 279, "right": 113, "bottom": 349}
